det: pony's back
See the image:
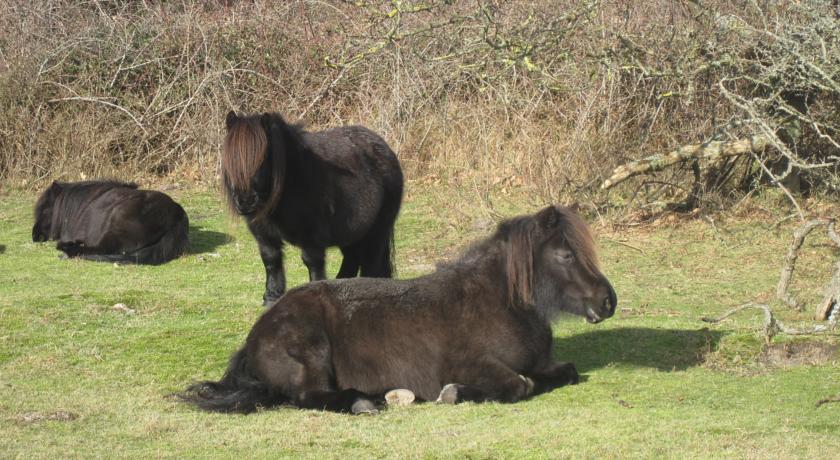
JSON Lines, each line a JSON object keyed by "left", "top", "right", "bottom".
{"left": 33, "top": 180, "right": 189, "bottom": 264}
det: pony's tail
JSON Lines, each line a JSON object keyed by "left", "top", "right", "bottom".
{"left": 365, "top": 184, "right": 400, "bottom": 278}
{"left": 385, "top": 170, "right": 403, "bottom": 278}
{"left": 386, "top": 225, "right": 397, "bottom": 277}
{"left": 79, "top": 210, "right": 190, "bottom": 265}
{"left": 179, "top": 347, "right": 286, "bottom": 414}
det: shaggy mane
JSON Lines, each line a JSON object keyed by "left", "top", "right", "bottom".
{"left": 34, "top": 180, "right": 138, "bottom": 239}
{"left": 221, "top": 112, "right": 297, "bottom": 218}
{"left": 222, "top": 117, "right": 268, "bottom": 193}
{"left": 448, "top": 206, "right": 600, "bottom": 306}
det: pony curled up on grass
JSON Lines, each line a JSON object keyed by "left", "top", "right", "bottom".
{"left": 32, "top": 180, "right": 189, "bottom": 265}
{"left": 181, "top": 205, "right": 617, "bottom": 414}
{"left": 222, "top": 111, "right": 404, "bottom": 306}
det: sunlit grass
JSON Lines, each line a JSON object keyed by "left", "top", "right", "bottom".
{"left": 1, "top": 184, "right": 838, "bottom": 458}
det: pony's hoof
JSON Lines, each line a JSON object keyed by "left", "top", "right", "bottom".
{"left": 436, "top": 384, "right": 459, "bottom": 404}
{"left": 351, "top": 398, "right": 379, "bottom": 415}
{"left": 519, "top": 375, "right": 535, "bottom": 396}
{"left": 385, "top": 389, "right": 415, "bottom": 407}
{"left": 564, "top": 363, "right": 580, "bottom": 385}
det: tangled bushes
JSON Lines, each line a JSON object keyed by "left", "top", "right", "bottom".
{"left": 1, "top": 0, "right": 838, "bottom": 214}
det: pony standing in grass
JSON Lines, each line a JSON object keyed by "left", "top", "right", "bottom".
{"left": 182, "top": 205, "right": 617, "bottom": 414}
{"left": 222, "top": 111, "right": 403, "bottom": 306}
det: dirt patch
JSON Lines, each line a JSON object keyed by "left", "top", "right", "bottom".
{"left": 14, "top": 410, "right": 78, "bottom": 424}
{"left": 762, "top": 341, "right": 838, "bottom": 368}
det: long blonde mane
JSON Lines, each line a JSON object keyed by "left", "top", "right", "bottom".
{"left": 222, "top": 117, "right": 267, "bottom": 193}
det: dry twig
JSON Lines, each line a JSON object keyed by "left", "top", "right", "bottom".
{"left": 701, "top": 302, "right": 836, "bottom": 344}
{"left": 816, "top": 395, "right": 840, "bottom": 408}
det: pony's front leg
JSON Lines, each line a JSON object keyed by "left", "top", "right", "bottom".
{"left": 257, "top": 241, "right": 286, "bottom": 307}
{"left": 528, "top": 361, "right": 579, "bottom": 395}
{"left": 437, "top": 358, "right": 535, "bottom": 404}
{"left": 301, "top": 247, "right": 327, "bottom": 281}
{"left": 56, "top": 240, "right": 85, "bottom": 257}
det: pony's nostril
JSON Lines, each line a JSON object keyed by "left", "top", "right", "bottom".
{"left": 604, "top": 297, "right": 615, "bottom": 316}
{"left": 235, "top": 193, "right": 257, "bottom": 208}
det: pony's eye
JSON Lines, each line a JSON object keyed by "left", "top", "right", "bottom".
{"left": 556, "top": 250, "right": 575, "bottom": 263}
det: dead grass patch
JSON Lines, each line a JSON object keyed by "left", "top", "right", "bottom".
{"left": 14, "top": 410, "right": 78, "bottom": 424}
{"left": 762, "top": 341, "right": 839, "bottom": 369}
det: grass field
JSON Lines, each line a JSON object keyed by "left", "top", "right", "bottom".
{"left": 1, "top": 184, "right": 839, "bottom": 458}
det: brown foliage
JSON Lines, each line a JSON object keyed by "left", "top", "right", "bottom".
{"left": 1, "top": 1, "right": 837, "bottom": 214}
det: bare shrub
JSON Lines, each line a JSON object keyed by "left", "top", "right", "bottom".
{"left": 0, "top": 0, "right": 837, "bottom": 217}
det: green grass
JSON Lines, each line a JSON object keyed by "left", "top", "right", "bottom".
{"left": 1, "top": 185, "right": 838, "bottom": 458}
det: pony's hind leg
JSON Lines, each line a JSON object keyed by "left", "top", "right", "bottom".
{"left": 528, "top": 361, "right": 579, "bottom": 394}
{"left": 301, "top": 247, "right": 327, "bottom": 281}
{"left": 358, "top": 230, "right": 393, "bottom": 278}
{"left": 295, "top": 389, "right": 378, "bottom": 414}
{"left": 255, "top": 313, "right": 377, "bottom": 414}
{"left": 336, "top": 245, "right": 361, "bottom": 278}
{"left": 287, "top": 355, "right": 378, "bottom": 413}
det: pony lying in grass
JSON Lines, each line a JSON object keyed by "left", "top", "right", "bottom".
{"left": 32, "top": 180, "right": 189, "bottom": 265}
{"left": 181, "top": 205, "right": 617, "bottom": 414}
{"left": 222, "top": 111, "right": 403, "bottom": 306}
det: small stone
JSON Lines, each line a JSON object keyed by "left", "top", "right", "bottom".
{"left": 112, "top": 303, "right": 135, "bottom": 315}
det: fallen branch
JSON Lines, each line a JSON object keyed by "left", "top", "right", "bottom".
{"left": 818, "top": 222, "right": 840, "bottom": 320}
{"left": 603, "top": 238, "right": 645, "bottom": 254}
{"left": 777, "top": 218, "right": 834, "bottom": 310}
{"left": 774, "top": 218, "right": 840, "bottom": 319}
{"left": 816, "top": 395, "right": 840, "bottom": 408}
{"left": 701, "top": 302, "right": 836, "bottom": 344}
{"left": 704, "top": 218, "right": 840, "bottom": 336}
{"left": 601, "top": 135, "right": 768, "bottom": 189}
{"left": 817, "top": 259, "right": 840, "bottom": 321}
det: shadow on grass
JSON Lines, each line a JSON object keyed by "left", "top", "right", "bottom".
{"left": 188, "top": 226, "right": 231, "bottom": 254}
{"left": 0, "top": 244, "right": 5, "bottom": 254}
{"left": 554, "top": 327, "right": 725, "bottom": 372}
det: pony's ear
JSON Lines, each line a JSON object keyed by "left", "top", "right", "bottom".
{"left": 260, "top": 112, "right": 286, "bottom": 129}
{"left": 566, "top": 201, "right": 582, "bottom": 213}
{"left": 536, "top": 205, "right": 561, "bottom": 229}
{"left": 225, "top": 110, "right": 237, "bottom": 129}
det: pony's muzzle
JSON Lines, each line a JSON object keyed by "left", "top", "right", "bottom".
{"left": 32, "top": 225, "right": 47, "bottom": 242}
{"left": 606, "top": 282, "right": 617, "bottom": 316}
{"left": 233, "top": 191, "right": 259, "bottom": 215}
{"left": 586, "top": 279, "right": 617, "bottom": 324}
